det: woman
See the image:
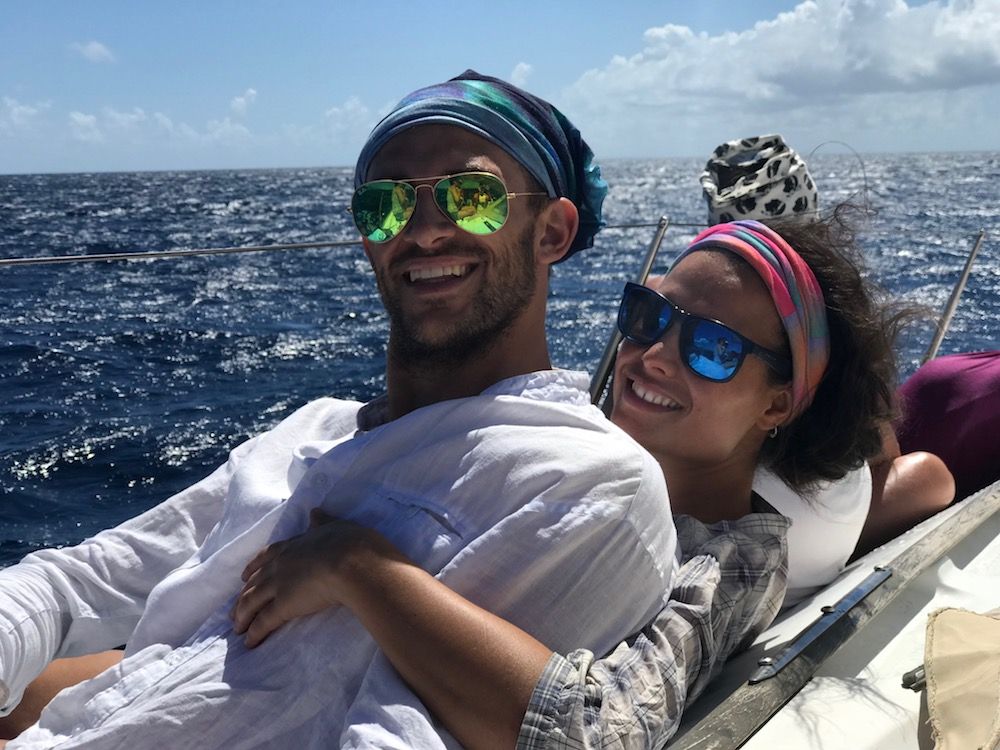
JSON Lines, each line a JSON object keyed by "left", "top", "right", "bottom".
{"left": 1, "top": 214, "right": 952, "bottom": 747}
{"left": 696, "top": 132, "right": 953, "bottom": 566}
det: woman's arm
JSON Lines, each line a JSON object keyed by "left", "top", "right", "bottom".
{"left": 855, "top": 421, "right": 954, "bottom": 557}
{"left": 232, "top": 511, "right": 552, "bottom": 749}
{"left": 233, "top": 511, "right": 788, "bottom": 750}
{"left": 338, "top": 542, "right": 553, "bottom": 749}
{"left": 235, "top": 451, "right": 675, "bottom": 746}
{"left": 0, "top": 651, "right": 124, "bottom": 740}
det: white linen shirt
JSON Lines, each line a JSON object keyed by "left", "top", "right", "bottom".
{"left": 1, "top": 370, "right": 677, "bottom": 749}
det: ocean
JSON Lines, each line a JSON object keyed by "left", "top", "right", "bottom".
{"left": 1, "top": 153, "right": 998, "bottom": 566}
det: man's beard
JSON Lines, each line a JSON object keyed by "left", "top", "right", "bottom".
{"left": 379, "top": 225, "right": 537, "bottom": 369}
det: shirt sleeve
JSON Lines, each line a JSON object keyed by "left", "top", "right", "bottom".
{"left": 516, "top": 513, "right": 789, "bottom": 750}
{"left": 0, "top": 435, "right": 258, "bottom": 715}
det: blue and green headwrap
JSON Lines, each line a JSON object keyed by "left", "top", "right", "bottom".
{"left": 354, "top": 70, "right": 607, "bottom": 260}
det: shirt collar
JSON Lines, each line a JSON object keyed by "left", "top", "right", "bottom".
{"left": 356, "top": 369, "right": 592, "bottom": 431}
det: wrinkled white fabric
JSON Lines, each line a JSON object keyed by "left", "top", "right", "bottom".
{"left": 1, "top": 370, "right": 677, "bottom": 749}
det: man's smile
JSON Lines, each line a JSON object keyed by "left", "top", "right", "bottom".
{"left": 406, "top": 262, "right": 474, "bottom": 283}
{"left": 394, "top": 258, "right": 483, "bottom": 297}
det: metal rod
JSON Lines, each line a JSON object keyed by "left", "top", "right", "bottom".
{"left": 0, "top": 239, "right": 362, "bottom": 267}
{"left": 668, "top": 480, "right": 1000, "bottom": 750}
{"left": 589, "top": 216, "right": 671, "bottom": 407}
{"left": 921, "top": 229, "right": 987, "bottom": 364}
{"left": 602, "top": 221, "right": 667, "bottom": 229}
{"left": 0, "top": 221, "right": 677, "bottom": 268}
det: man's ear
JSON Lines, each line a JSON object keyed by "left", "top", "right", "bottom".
{"left": 757, "top": 386, "right": 794, "bottom": 434}
{"left": 535, "top": 197, "right": 579, "bottom": 266}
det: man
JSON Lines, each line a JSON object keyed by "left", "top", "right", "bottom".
{"left": 0, "top": 71, "right": 676, "bottom": 748}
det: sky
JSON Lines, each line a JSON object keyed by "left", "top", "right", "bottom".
{"left": 2, "top": 0, "right": 1000, "bottom": 174}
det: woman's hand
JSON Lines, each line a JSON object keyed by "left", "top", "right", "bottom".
{"left": 233, "top": 508, "right": 552, "bottom": 750}
{"left": 230, "top": 509, "right": 400, "bottom": 647}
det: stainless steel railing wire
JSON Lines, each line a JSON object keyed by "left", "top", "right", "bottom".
{"left": 0, "top": 221, "right": 709, "bottom": 268}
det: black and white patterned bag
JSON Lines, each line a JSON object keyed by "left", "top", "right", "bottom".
{"left": 700, "top": 134, "right": 818, "bottom": 225}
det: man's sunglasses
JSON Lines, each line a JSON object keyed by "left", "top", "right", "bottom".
{"left": 617, "top": 282, "right": 792, "bottom": 383}
{"left": 350, "top": 171, "right": 547, "bottom": 243}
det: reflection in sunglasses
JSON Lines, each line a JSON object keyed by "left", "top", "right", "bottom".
{"left": 350, "top": 171, "right": 546, "bottom": 243}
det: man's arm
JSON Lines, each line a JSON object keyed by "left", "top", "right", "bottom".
{"left": 0, "top": 435, "right": 256, "bottom": 715}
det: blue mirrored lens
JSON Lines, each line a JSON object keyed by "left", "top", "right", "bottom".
{"left": 687, "top": 319, "right": 746, "bottom": 381}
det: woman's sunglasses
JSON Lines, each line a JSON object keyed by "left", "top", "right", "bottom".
{"left": 617, "top": 282, "right": 792, "bottom": 383}
{"left": 350, "top": 171, "right": 547, "bottom": 243}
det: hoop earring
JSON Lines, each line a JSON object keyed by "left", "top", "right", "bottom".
{"left": 768, "top": 426, "right": 778, "bottom": 439}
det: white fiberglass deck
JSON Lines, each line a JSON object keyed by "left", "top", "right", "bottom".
{"left": 674, "top": 481, "right": 1000, "bottom": 749}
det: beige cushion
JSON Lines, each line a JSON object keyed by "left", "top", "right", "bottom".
{"left": 925, "top": 607, "right": 1000, "bottom": 749}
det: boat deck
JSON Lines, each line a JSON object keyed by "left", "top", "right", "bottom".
{"left": 672, "top": 479, "right": 1000, "bottom": 749}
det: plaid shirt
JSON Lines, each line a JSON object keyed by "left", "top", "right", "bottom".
{"left": 516, "top": 512, "right": 789, "bottom": 750}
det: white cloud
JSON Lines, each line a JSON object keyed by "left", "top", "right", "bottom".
{"left": 0, "top": 96, "right": 47, "bottom": 135}
{"left": 153, "top": 112, "right": 174, "bottom": 131}
{"left": 323, "top": 95, "right": 381, "bottom": 144}
{"left": 230, "top": 88, "right": 257, "bottom": 116}
{"left": 68, "top": 111, "right": 103, "bottom": 142}
{"left": 152, "top": 112, "right": 200, "bottom": 140}
{"left": 206, "top": 117, "right": 251, "bottom": 142}
{"left": 560, "top": 0, "right": 1000, "bottom": 155}
{"left": 64, "top": 105, "right": 251, "bottom": 148}
{"left": 269, "top": 96, "right": 393, "bottom": 165}
{"left": 325, "top": 96, "right": 370, "bottom": 127}
{"left": 67, "top": 107, "right": 153, "bottom": 143}
{"left": 103, "top": 106, "right": 147, "bottom": 130}
{"left": 510, "top": 62, "right": 533, "bottom": 87}
{"left": 70, "top": 40, "right": 116, "bottom": 64}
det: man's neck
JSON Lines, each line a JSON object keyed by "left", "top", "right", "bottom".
{"left": 384, "top": 332, "right": 553, "bottom": 421}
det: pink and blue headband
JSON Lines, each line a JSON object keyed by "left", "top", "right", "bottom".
{"left": 671, "top": 220, "right": 830, "bottom": 418}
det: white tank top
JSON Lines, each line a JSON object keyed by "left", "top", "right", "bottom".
{"left": 753, "top": 463, "right": 872, "bottom": 608}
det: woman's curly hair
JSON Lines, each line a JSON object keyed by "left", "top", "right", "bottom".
{"left": 758, "top": 204, "right": 913, "bottom": 493}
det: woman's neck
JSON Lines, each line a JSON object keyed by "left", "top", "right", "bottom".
{"left": 656, "top": 454, "right": 757, "bottom": 523}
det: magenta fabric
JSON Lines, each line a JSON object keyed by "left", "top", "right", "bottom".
{"left": 897, "top": 350, "right": 1000, "bottom": 500}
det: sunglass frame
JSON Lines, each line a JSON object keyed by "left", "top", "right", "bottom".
{"left": 350, "top": 171, "right": 547, "bottom": 243}
{"left": 617, "top": 282, "right": 792, "bottom": 383}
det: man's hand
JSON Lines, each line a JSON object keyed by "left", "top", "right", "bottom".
{"left": 230, "top": 509, "right": 394, "bottom": 648}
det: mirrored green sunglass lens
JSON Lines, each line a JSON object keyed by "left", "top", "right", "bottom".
{"left": 434, "top": 175, "right": 509, "bottom": 234}
{"left": 353, "top": 182, "right": 414, "bottom": 242}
